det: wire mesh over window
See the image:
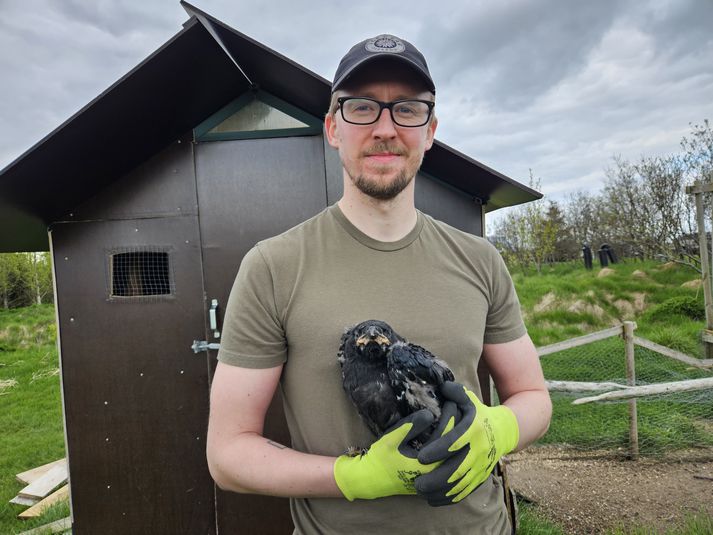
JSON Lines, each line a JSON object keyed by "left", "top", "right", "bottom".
{"left": 108, "top": 248, "right": 174, "bottom": 300}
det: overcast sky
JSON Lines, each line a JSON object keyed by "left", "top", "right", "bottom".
{"left": 1, "top": 0, "right": 712, "bottom": 225}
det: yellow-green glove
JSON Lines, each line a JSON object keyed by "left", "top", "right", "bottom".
{"left": 334, "top": 409, "right": 441, "bottom": 501}
{"left": 415, "top": 382, "right": 519, "bottom": 506}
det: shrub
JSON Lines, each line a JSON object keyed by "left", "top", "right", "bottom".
{"left": 644, "top": 295, "right": 705, "bottom": 322}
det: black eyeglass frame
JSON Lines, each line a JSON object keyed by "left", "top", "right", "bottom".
{"left": 336, "top": 97, "right": 435, "bottom": 127}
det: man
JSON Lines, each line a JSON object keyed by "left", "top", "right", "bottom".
{"left": 207, "top": 34, "right": 551, "bottom": 534}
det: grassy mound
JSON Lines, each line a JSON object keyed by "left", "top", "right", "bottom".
{"left": 513, "top": 260, "right": 706, "bottom": 353}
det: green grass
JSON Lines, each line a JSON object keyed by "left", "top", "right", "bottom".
{"left": 533, "top": 314, "right": 713, "bottom": 454}
{"left": 541, "top": 394, "right": 713, "bottom": 453}
{"left": 0, "top": 304, "right": 68, "bottom": 534}
{"left": 605, "top": 512, "right": 713, "bottom": 534}
{"left": 514, "top": 259, "right": 706, "bottom": 348}
{"left": 517, "top": 502, "right": 567, "bottom": 534}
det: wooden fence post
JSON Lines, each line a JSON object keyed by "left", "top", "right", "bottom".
{"left": 686, "top": 183, "right": 713, "bottom": 359}
{"left": 624, "top": 321, "right": 639, "bottom": 460}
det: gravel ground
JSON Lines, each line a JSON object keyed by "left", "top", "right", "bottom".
{"left": 507, "top": 446, "right": 713, "bottom": 534}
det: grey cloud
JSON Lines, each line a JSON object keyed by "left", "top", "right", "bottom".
{"left": 54, "top": 0, "right": 178, "bottom": 37}
{"left": 420, "top": 0, "right": 623, "bottom": 108}
{"left": 636, "top": 0, "right": 713, "bottom": 60}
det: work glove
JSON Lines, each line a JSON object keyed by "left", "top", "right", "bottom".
{"left": 415, "top": 382, "right": 519, "bottom": 506}
{"left": 334, "top": 409, "right": 442, "bottom": 501}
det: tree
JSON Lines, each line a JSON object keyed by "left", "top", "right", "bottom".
{"left": 0, "top": 254, "right": 20, "bottom": 309}
{"left": 491, "top": 171, "right": 557, "bottom": 274}
{"left": 677, "top": 119, "right": 713, "bottom": 270}
{"left": 681, "top": 119, "right": 713, "bottom": 185}
{"left": 490, "top": 120, "right": 713, "bottom": 268}
{"left": 564, "top": 190, "right": 603, "bottom": 255}
{"left": 600, "top": 155, "right": 688, "bottom": 260}
{"left": 27, "top": 252, "right": 53, "bottom": 305}
{"left": 0, "top": 252, "right": 53, "bottom": 308}
{"left": 544, "top": 200, "right": 575, "bottom": 261}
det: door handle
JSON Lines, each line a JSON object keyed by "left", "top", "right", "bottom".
{"left": 209, "top": 298, "right": 220, "bottom": 338}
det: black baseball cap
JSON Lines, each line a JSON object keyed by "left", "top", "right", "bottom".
{"left": 332, "top": 34, "right": 435, "bottom": 94}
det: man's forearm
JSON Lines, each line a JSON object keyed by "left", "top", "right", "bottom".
{"left": 208, "top": 431, "right": 342, "bottom": 498}
{"left": 503, "top": 389, "right": 552, "bottom": 451}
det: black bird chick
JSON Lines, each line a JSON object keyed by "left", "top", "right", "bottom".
{"left": 337, "top": 319, "right": 455, "bottom": 445}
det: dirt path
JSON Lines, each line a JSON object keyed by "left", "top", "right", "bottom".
{"left": 508, "top": 446, "right": 713, "bottom": 534}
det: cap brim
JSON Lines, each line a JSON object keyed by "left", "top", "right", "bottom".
{"left": 332, "top": 54, "right": 435, "bottom": 93}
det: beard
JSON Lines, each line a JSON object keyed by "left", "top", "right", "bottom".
{"left": 350, "top": 169, "right": 413, "bottom": 200}
{"left": 345, "top": 142, "right": 423, "bottom": 201}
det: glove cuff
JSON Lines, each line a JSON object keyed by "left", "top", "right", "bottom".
{"left": 333, "top": 455, "right": 358, "bottom": 501}
{"left": 493, "top": 405, "right": 520, "bottom": 455}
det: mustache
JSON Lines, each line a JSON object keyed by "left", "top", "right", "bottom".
{"left": 362, "top": 142, "right": 407, "bottom": 157}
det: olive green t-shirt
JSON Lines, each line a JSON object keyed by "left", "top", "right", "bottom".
{"left": 218, "top": 204, "right": 526, "bottom": 535}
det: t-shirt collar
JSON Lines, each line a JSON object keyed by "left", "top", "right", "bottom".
{"left": 329, "top": 203, "right": 424, "bottom": 251}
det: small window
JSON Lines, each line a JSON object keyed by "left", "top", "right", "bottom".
{"left": 110, "top": 251, "right": 172, "bottom": 298}
{"left": 193, "top": 90, "right": 323, "bottom": 142}
{"left": 208, "top": 98, "right": 309, "bottom": 133}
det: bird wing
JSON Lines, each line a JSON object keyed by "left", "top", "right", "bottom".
{"left": 387, "top": 342, "right": 454, "bottom": 387}
{"left": 336, "top": 327, "right": 350, "bottom": 367}
{"left": 387, "top": 341, "right": 454, "bottom": 420}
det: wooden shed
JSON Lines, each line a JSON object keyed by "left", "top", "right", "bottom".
{"left": 0, "top": 3, "right": 540, "bottom": 533}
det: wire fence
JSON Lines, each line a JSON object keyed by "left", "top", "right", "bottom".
{"left": 535, "top": 324, "right": 713, "bottom": 459}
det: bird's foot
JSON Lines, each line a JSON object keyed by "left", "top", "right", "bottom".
{"left": 409, "top": 439, "right": 424, "bottom": 451}
{"left": 344, "top": 445, "right": 369, "bottom": 457}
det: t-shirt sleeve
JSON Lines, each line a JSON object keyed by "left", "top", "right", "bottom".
{"left": 217, "top": 245, "right": 287, "bottom": 368}
{"left": 483, "top": 246, "right": 527, "bottom": 345}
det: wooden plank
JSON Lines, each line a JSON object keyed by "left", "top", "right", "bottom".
{"left": 634, "top": 336, "right": 713, "bottom": 368}
{"left": 686, "top": 183, "right": 713, "bottom": 195}
{"left": 18, "top": 485, "right": 69, "bottom": 519}
{"left": 18, "top": 465, "right": 67, "bottom": 500}
{"left": 537, "top": 326, "right": 623, "bottom": 356}
{"left": 692, "top": 188, "right": 713, "bottom": 359}
{"left": 701, "top": 329, "right": 713, "bottom": 345}
{"left": 10, "top": 495, "right": 39, "bottom": 506}
{"left": 546, "top": 380, "right": 628, "bottom": 392}
{"left": 573, "top": 377, "right": 713, "bottom": 404}
{"left": 16, "top": 459, "right": 67, "bottom": 485}
{"left": 17, "top": 516, "right": 71, "bottom": 535}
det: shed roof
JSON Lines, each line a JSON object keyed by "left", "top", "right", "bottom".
{"left": 0, "top": 2, "right": 540, "bottom": 252}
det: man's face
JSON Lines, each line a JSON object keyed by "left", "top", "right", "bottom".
{"left": 325, "top": 63, "right": 438, "bottom": 201}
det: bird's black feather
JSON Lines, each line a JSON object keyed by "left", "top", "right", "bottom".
{"left": 337, "top": 319, "right": 454, "bottom": 446}
{"left": 388, "top": 341, "right": 454, "bottom": 420}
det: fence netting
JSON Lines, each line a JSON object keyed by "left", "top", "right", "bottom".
{"left": 535, "top": 335, "right": 713, "bottom": 458}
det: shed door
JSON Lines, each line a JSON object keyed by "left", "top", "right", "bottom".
{"left": 51, "top": 216, "right": 215, "bottom": 534}
{"left": 195, "top": 135, "right": 328, "bottom": 534}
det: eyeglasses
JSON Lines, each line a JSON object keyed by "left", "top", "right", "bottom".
{"left": 336, "top": 97, "right": 435, "bottom": 127}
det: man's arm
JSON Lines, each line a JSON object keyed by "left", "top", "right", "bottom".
{"left": 482, "top": 333, "right": 551, "bottom": 450}
{"left": 206, "top": 361, "right": 442, "bottom": 500}
{"left": 206, "top": 361, "right": 342, "bottom": 497}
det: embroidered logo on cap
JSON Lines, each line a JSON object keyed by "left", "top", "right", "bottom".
{"left": 365, "top": 35, "right": 406, "bottom": 54}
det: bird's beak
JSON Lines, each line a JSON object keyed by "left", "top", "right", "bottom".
{"left": 356, "top": 334, "right": 391, "bottom": 347}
